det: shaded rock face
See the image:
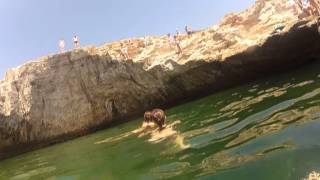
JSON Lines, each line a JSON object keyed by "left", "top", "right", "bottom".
{"left": 1, "top": 0, "right": 320, "bottom": 159}
{"left": 0, "top": 52, "right": 170, "bottom": 158}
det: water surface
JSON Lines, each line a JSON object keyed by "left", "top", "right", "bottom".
{"left": 1, "top": 62, "right": 320, "bottom": 180}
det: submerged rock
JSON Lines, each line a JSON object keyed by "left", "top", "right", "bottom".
{"left": 1, "top": 0, "right": 320, "bottom": 159}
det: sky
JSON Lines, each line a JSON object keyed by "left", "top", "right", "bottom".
{"left": 0, "top": 0, "right": 255, "bottom": 79}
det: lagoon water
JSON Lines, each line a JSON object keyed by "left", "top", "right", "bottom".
{"left": 1, "top": 62, "right": 320, "bottom": 180}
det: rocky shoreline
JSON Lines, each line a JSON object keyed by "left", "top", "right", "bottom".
{"left": 1, "top": 0, "right": 320, "bottom": 159}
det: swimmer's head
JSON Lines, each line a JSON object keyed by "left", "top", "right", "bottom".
{"left": 152, "top": 109, "right": 166, "bottom": 130}
{"left": 144, "top": 111, "right": 153, "bottom": 123}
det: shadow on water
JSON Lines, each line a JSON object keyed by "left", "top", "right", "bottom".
{"left": 1, "top": 61, "right": 320, "bottom": 179}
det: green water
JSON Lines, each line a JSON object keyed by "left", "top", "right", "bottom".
{"left": 1, "top": 63, "right": 320, "bottom": 180}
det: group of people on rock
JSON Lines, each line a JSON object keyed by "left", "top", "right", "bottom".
{"left": 59, "top": 34, "right": 130, "bottom": 62}
{"left": 166, "top": 25, "right": 194, "bottom": 55}
{"left": 58, "top": 24, "right": 194, "bottom": 60}
{"left": 58, "top": 35, "right": 80, "bottom": 53}
{"left": 167, "top": 33, "right": 182, "bottom": 55}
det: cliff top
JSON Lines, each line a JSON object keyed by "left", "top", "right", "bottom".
{"left": 3, "top": 0, "right": 316, "bottom": 81}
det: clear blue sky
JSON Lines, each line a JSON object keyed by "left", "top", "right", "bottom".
{"left": 0, "top": 0, "right": 254, "bottom": 79}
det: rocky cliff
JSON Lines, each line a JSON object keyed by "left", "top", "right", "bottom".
{"left": 1, "top": 0, "right": 320, "bottom": 159}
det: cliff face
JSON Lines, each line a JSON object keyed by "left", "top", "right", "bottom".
{"left": 1, "top": 0, "right": 320, "bottom": 159}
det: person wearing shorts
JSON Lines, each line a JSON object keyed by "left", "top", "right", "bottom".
{"left": 73, "top": 35, "right": 80, "bottom": 48}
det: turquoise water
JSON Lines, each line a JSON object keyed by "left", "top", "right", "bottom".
{"left": 1, "top": 62, "right": 320, "bottom": 180}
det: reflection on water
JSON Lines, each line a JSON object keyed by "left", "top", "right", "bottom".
{"left": 303, "top": 171, "right": 320, "bottom": 180}
{"left": 1, "top": 62, "right": 320, "bottom": 179}
{"left": 11, "top": 167, "right": 57, "bottom": 180}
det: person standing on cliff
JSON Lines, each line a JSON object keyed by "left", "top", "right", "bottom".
{"left": 59, "top": 39, "right": 65, "bottom": 53}
{"left": 143, "top": 36, "right": 151, "bottom": 46}
{"left": 174, "top": 35, "right": 182, "bottom": 55}
{"left": 167, "top": 33, "right": 175, "bottom": 49}
{"left": 185, "top": 25, "right": 192, "bottom": 37}
{"left": 73, "top": 35, "right": 80, "bottom": 48}
{"left": 176, "top": 28, "right": 181, "bottom": 36}
{"left": 120, "top": 43, "right": 130, "bottom": 60}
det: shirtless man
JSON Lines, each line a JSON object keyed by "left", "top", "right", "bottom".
{"left": 185, "top": 25, "right": 192, "bottom": 37}
{"left": 151, "top": 108, "right": 167, "bottom": 131}
{"left": 73, "top": 35, "right": 80, "bottom": 48}
{"left": 120, "top": 110, "right": 157, "bottom": 137}
{"left": 142, "top": 111, "right": 156, "bottom": 129}
{"left": 120, "top": 43, "right": 130, "bottom": 60}
{"left": 128, "top": 111, "right": 157, "bottom": 136}
{"left": 174, "top": 35, "right": 182, "bottom": 55}
{"left": 167, "top": 33, "right": 175, "bottom": 49}
{"left": 148, "top": 109, "right": 188, "bottom": 148}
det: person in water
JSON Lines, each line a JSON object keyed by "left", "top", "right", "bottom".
{"left": 96, "top": 110, "right": 158, "bottom": 144}
{"left": 96, "top": 108, "right": 188, "bottom": 149}
{"left": 147, "top": 109, "right": 187, "bottom": 147}
{"left": 142, "top": 111, "right": 156, "bottom": 129}
{"left": 151, "top": 108, "right": 167, "bottom": 131}
{"left": 130, "top": 110, "right": 157, "bottom": 135}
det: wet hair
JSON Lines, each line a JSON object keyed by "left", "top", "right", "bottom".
{"left": 144, "top": 111, "right": 153, "bottom": 123}
{"left": 152, "top": 109, "right": 166, "bottom": 130}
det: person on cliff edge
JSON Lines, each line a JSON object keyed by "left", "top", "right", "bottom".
{"left": 176, "top": 28, "right": 181, "bottom": 36}
{"left": 174, "top": 35, "right": 182, "bottom": 55}
{"left": 185, "top": 25, "right": 193, "bottom": 37}
{"left": 167, "top": 33, "right": 175, "bottom": 49}
{"left": 120, "top": 43, "right": 130, "bottom": 60}
{"left": 73, "top": 35, "right": 80, "bottom": 48}
{"left": 59, "top": 39, "right": 65, "bottom": 53}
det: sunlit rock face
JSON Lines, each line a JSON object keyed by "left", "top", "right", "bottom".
{"left": 0, "top": 0, "right": 320, "bottom": 159}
